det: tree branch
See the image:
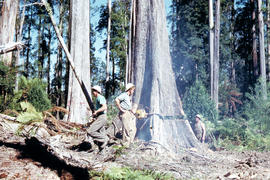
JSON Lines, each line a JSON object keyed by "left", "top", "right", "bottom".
{"left": 0, "top": 42, "right": 24, "bottom": 54}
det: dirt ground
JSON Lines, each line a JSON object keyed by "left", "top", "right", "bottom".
{"left": 1, "top": 142, "right": 270, "bottom": 180}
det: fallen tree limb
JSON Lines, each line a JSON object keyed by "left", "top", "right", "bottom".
{"left": 0, "top": 42, "right": 24, "bottom": 54}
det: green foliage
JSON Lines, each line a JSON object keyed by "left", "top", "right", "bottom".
{"left": 17, "top": 102, "right": 43, "bottom": 124}
{"left": 0, "top": 61, "right": 17, "bottom": 112}
{"left": 219, "top": 81, "right": 242, "bottom": 117}
{"left": 107, "top": 100, "right": 119, "bottom": 124}
{"left": 18, "top": 76, "right": 51, "bottom": 112}
{"left": 183, "top": 80, "right": 218, "bottom": 126}
{"left": 215, "top": 81, "right": 270, "bottom": 151}
{"left": 89, "top": 167, "right": 174, "bottom": 180}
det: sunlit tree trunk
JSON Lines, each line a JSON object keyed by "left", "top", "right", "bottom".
{"left": 213, "top": 0, "right": 220, "bottom": 109}
{"left": 267, "top": 0, "right": 270, "bottom": 81}
{"left": 15, "top": 0, "right": 26, "bottom": 90}
{"left": 258, "top": 0, "right": 267, "bottom": 99}
{"left": 209, "top": 0, "right": 214, "bottom": 98}
{"left": 0, "top": 0, "right": 19, "bottom": 66}
{"left": 131, "top": 0, "right": 199, "bottom": 152}
{"left": 105, "top": 0, "right": 111, "bottom": 98}
{"left": 66, "top": 0, "right": 91, "bottom": 124}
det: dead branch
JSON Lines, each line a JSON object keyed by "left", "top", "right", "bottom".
{"left": 0, "top": 42, "right": 24, "bottom": 54}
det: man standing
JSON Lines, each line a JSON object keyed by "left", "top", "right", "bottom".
{"left": 115, "top": 83, "right": 137, "bottom": 147}
{"left": 87, "top": 85, "right": 109, "bottom": 149}
{"left": 194, "top": 114, "right": 206, "bottom": 143}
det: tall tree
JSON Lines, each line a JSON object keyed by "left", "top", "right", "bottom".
{"left": 209, "top": 0, "right": 214, "bottom": 99}
{"left": 213, "top": 0, "right": 220, "bottom": 109}
{"left": 251, "top": 0, "right": 258, "bottom": 77}
{"left": 15, "top": 0, "right": 26, "bottom": 90}
{"left": 258, "top": 0, "right": 267, "bottom": 99}
{"left": 65, "top": 0, "right": 91, "bottom": 123}
{"left": 105, "top": 0, "right": 111, "bottom": 98}
{"left": 267, "top": 0, "right": 270, "bottom": 81}
{"left": 0, "top": 0, "right": 19, "bottom": 66}
{"left": 132, "top": 0, "right": 199, "bottom": 152}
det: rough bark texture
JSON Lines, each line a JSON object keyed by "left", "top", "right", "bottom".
{"left": 66, "top": 0, "right": 91, "bottom": 124}
{"left": 132, "top": 0, "right": 199, "bottom": 153}
{"left": 0, "top": 0, "right": 19, "bottom": 66}
{"left": 213, "top": 0, "right": 220, "bottom": 109}
{"left": 251, "top": 0, "right": 258, "bottom": 78}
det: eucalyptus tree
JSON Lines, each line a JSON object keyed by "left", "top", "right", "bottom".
{"left": 0, "top": 0, "right": 19, "bottom": 66}
{"left": 258, "top": 0, "right": 267, "bottom": 99}
{"left": 131, "top": 0, "right": 199, "bottom": 152}
{"left": 65, "top": 0, "right": 91, "bottom": 124}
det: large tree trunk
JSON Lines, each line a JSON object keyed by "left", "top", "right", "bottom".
{"left": 0, "top": 0, "right": 19, "bottom": 66}
{"left": 131, "top": 0, "right": 199, "bottom": 153}
{"left": 213, "top": 0, "right": 220, "bottom": 109}
{"left": 209, "top": 0, "right": 214, "bottom": 99}
{"left": 258, "top": 0, "right": 267, "bottom": 99}
{"left": 65, "top": 0, "right": 91, "bottom": 124}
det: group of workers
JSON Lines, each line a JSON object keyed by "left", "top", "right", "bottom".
{"left": 87, "top": 83, "right": 206, "bottom": 150}
{"left": 87, "top": 83, "right": 137, "bottom": 149}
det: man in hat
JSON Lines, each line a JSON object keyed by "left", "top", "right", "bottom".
{"left": 194, "top": 114, "right": 206, "bottom": 143}
{"left": 86, "top": 85, "right": 109, "bottom": 149}
{"left": 115, "top": 83, "right": 137, "bottom": 147}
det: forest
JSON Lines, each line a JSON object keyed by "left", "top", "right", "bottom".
{"left": 0, "top": 0, "right": 270, "bottom": 179}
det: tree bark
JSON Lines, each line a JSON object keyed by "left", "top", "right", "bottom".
{"left": 209, "top": 0, "right": 214, "bottom": 99}
{"left": 0, "top": 0, "right": 19, "bottom": 66}
{"left": 15, "top": 0, "right": 26, "bottom": 91}
{"left": 66, "top": 0, "right": 92, "bottom": 123}
{"left": 258, "top": 0, "right": 267, "bottom": 99}
{"left": 251, "top": 0, "right": 258, "bottom": 78}
{"left": 131, "top": 0, "right": 199, "bottom": 153}
{"left": 213, "top": 0, "right": 220, "bottom": 109}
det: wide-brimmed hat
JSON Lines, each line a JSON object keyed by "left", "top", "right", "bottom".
{"left": 92, "top": 85, "right": 101, "bottom": 94}
{"left": 125, "top": 83, "right": 135, "bottom": 92}
{"left": 195, "top": 114, "right": 202, "bottom": 119}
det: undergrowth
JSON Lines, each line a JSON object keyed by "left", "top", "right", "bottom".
{"left": 89, "top": 167, "right": 174, "bottom": 180}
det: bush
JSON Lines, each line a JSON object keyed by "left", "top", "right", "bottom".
{"left": 8, "top": 76, "right": 51, "bottom": 112}
{"left": 182, "top": 80, "right": 218, "bottom": 126}
{"left": 215, "top": 80, "right": 270, "bottom": 151}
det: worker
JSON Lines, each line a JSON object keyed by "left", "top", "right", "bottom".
{"left": 115, "top": 83, "right": 137, "bottom": 147}
{"left": 194, "top": 114, "right": 206, "bottom": 143}
{"left": 86, "top": 85, "right": 109, "bottom": 149}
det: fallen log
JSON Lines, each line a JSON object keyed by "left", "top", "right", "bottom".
{"left": 0, "top": 114, "right": 118, "bottom": 169}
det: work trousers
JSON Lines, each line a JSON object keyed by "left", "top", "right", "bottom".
{"left": 86, "top": 114, "right": 108, "bottom": 143}
{"left": 119, "top": 111, "right": 136, "bottom": 146}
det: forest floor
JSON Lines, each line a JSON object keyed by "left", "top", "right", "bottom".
{"left": 1, "top": 141, "right": 270, "bottom": 180}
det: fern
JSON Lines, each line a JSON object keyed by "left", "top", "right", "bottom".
{"left": 16, "top": 102, "right": 43, "bottom": 124}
